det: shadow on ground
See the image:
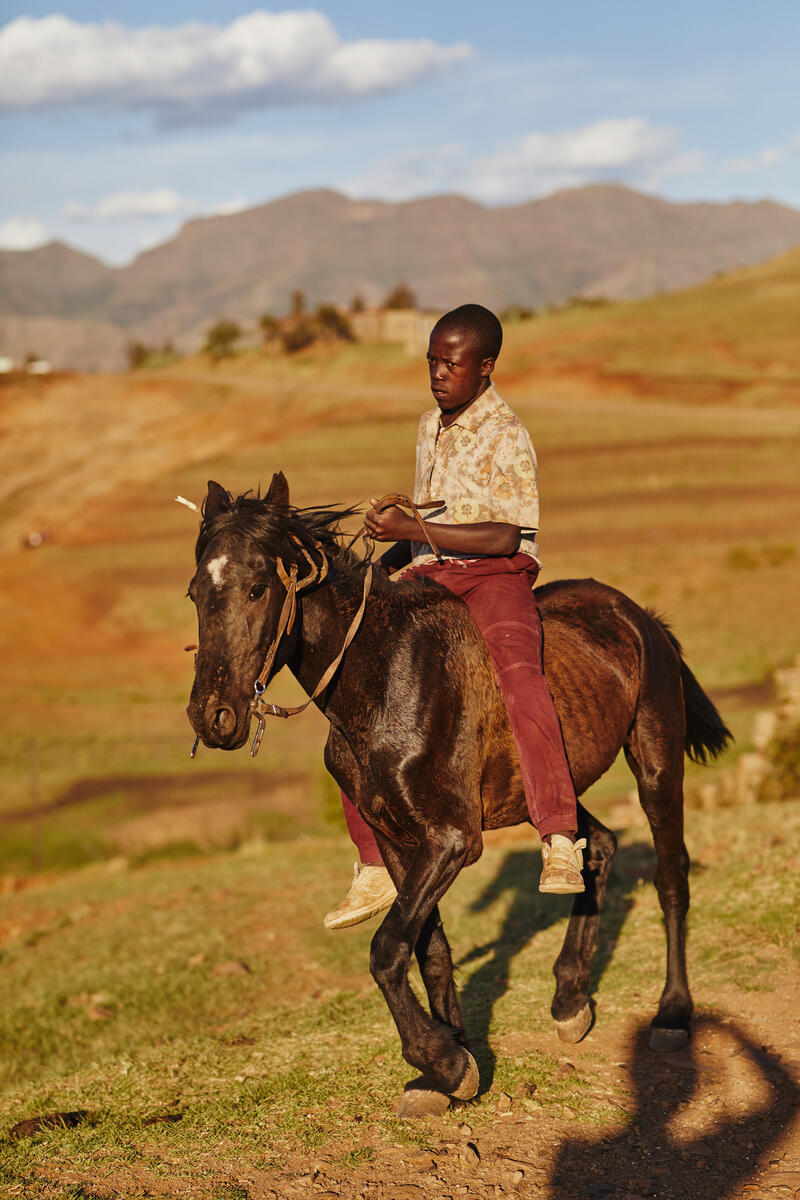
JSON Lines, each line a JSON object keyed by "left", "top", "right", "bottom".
{"left": 458, "top": 841, "right": 655, "bottom": 1088}
{"left": 550, "top": 1015, "right": 800, "bottom": 1200}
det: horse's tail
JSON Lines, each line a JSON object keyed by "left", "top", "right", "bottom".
{"left": 650, "top": 614, "right": 733, "bottom": 764}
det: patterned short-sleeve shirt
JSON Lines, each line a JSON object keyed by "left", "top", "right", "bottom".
{"left": 411, "top": 384, "right": 540, "bottom": 565}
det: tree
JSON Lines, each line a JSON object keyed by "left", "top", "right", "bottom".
{"left": 280, "top": 319, "right": 316, "bottom": 354}
{"left": 203, "top": 319, "right": 241, "bottom": 361}
{"left": 290, "top": 289, "right": 306, "bottom": 318}
{"left": 383, "top": 282, "right": 416, "bottom": 310}
{"left": 126, "top": 339, "right": 150, "bottom": 369}
{"left": 349, "top": 293, "right": 366, "bottom": 313}
{"left": 259, "top": 312, "right": 279, "bottom": 345}
{"left": 315, "top": 304, "right": 353, "bottom": 342}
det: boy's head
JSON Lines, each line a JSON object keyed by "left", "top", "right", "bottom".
{"left": 432, "top": 304, "right": 503, "bottom": 361}
{"left": 427, "top": 303, "right": 503, "bottom": 418}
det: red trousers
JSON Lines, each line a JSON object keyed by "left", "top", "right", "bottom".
{"left": 342, "top": 553, "right": 578, "bottom": 863}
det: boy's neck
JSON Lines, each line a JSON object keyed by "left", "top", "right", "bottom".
{"left": 439, "top": 378, "right": 492, "bottom": 428}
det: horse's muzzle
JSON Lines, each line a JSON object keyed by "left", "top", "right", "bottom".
{"left": 186, "top": 696, "right": 251, "bottom": 751}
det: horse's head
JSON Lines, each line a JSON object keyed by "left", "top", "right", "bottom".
{"left": 186, "top": 471, "right": 302, "bottom": 751}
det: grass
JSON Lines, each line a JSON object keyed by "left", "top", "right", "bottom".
{"left": 0, "top": 797, "right": 797, "bottom": 1196}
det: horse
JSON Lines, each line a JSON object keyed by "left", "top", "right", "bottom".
{"left": 186, "top": 472, "right": 731, "bottom": 1114}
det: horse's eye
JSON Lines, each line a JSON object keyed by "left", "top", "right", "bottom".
{"left": 249, "top": 583, "right": 267, "bottom": 601}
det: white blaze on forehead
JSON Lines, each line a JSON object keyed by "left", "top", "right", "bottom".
{"left": 206, "top": 555, "right": 229, "bottom": 587}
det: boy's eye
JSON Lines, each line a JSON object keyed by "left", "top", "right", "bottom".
{"left": 249, "top": 583, "right": 266, "bottom": 601}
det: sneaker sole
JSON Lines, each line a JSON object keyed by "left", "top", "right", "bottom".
{"left": 539, "top": 880, "right": 585, "bottom": 894}
{"left": 323, "top": 893, "right": 396, "bottom": 930}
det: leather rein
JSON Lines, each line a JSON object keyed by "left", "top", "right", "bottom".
{"left": 243, "top": 493, "right": 443, "bottom": 758}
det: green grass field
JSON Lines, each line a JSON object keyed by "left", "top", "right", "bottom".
{"left": 1, "top": 799, "right": 797, "bottom": 1198}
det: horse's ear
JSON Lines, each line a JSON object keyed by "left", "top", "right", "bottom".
{"left": 265, "top": 471, "right": 290, "bottom": 508}
{"left": 203, "top": 480, "right": 232, "bottom": 521}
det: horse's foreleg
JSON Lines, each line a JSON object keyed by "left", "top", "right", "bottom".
{"left": 625, "top": 743, "right": 693, "bottom": 1049}
{"left": 370, "top": 829, "right": 477, "bottom": 1100}
{"left": 414, "top": 906, "right": 466, "bottom": 1042}
{"left": 551, "top": 803, "right": 617, "bottom": 1042}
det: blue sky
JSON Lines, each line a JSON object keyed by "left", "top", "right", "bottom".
{"left": 1, "top": 2, "right": 798, "bottom": 264}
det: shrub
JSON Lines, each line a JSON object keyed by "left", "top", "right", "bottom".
{"left": 315, "top": 304, "right": 353, "bottom": 341}
{"left": 383, "top": 282, "right": 416, "bottom": 310}
{"left": 280, "top": 318, "right": 317, "bottom": 354}
{"left": 203, "top": 319, "right": 241, "bottom": 361}
{"left": 259, "top": 312, "right": 279, "bottom": 344}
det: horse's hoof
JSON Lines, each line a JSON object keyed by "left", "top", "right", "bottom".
{"left": 394, "top": 1088, "right": 450, "bottom": 1119}
{"left": 649, "top": 1025, "right": 689, "bottom": 1052}
{"left": 451, "top": 1051, "right": 480, "bottom": 1101}
{"left": 554, "top": 1003, "right": 593, "bottom": 1043}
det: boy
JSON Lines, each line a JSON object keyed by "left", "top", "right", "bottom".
{"left": 325, "top": 303, "right": 585, "bottom": 930}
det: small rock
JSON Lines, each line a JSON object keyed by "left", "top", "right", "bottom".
{"left": 462, "top": 1142, "right": 481, "bottom": 1166}
{"left": 458, "top": 1122, "right": 473, "bottom": 1136}
{"left": 394, "top": 1088, "right": 450, "bottom": 1119}
{"left": 496, "top": 1092, "right": 512, "bottom": 1113}
{"left": 522, "top": 1082, "right": 537, "bottom": 1097}
{"left": 511, "top": 1169, "right": 525, "bottom": 1186}
{"left": 87, "top": 1005, "right": 115, "bottom": 1021}
{"left": 187, "top": 952, "right": 206, "bottom": 966}
{"left": 557, "top": 1061, "right": 575, "bottom": 1078}
{"left": 213, "top": 960, "right": 251, "bottom": 976}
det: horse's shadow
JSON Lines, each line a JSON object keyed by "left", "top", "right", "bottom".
{"left": 456, "top": 840, "right": 654, "bottom": 1088}
{"left": 550, "top": 1015, "right": 799, "bottom": 1200}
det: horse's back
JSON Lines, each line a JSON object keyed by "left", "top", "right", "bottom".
{"left": 534, "top": 578, "right": 680, "bottom": 794}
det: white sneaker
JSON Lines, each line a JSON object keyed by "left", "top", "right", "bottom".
{"left": 323, "top": 863, "right": 397, "bottom": 930}
{"left": 539, "top": 835, "right": 587, "bottom": 894}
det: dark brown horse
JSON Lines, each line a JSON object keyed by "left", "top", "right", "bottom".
{"left": 186, "top": 474, "right": 731, "bottom": 1112}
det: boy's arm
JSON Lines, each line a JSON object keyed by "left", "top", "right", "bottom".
{"left": 365, "top": 504, "right": 520, "bottom": 557}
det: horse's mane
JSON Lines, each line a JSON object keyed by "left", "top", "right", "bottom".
{"left": 195, "top": 489, "right": 369, "bottom": 575}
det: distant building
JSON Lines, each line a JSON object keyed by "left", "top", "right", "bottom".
{"left": 0, "top": 356, "right": 14, "bottom": 373}
{"left": 349, "top": 309, "right": 440, "bottom": 356}
{"left": 26, "top": 360, "right": 52, "bottom": 375}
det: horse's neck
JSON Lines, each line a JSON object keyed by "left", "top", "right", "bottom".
{"left": 290, "top": 569, "right": 376, "bottom": 725}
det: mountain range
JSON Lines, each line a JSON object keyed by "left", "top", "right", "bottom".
{"left": 2, "top": 184, "right": 800, "bottom": 370}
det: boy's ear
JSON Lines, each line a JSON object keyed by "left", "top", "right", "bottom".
{"left": 203, "top": 480, "right": 232, "bottom": 521}
{"left": 265, "top": 470, "right": 290, "bottom": 508}
{"left": 481, "top": 355, "right": 496, "bottom": 377}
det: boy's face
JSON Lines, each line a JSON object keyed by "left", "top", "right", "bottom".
{"left": 426, "top": 326, "right": 494, "bottom": 419}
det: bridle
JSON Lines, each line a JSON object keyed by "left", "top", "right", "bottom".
{"left": 191, "top": 493, "right": 443, "bottom": 759}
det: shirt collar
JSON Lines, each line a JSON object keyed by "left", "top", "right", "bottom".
{"left": 440, "top": 383, "right": 504, "bottom": 434}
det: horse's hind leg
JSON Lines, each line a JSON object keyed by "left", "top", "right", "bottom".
{"left": 551, "top": 803, "right": 617, "bottom": 1042}
{"left": 624, "top": 730, "right": 692, "bottom": 1050}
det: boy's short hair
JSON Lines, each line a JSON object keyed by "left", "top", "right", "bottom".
{"left": 434, "top": 303, "right": 503, "bottom": 360}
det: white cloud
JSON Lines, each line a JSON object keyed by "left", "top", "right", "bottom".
{"left": 0, "top": 12, "right": 471, "bottom": 125}
{"left": 63, "top": 189, "right": 252, "bottom": 223}
{"left": 212, "top": 197, "right": 251, "bottom": 216}
{"left": 65, "top": 188, "right": 187, "bottom": 221}
{"left": 724, "top": 133, "right": 800, "bottom": 174}
{"left": 344, "top": 118, "right": 701, "bottom": 204}
{"left": 0, "top": 215, "right": 49, "bottom": 250}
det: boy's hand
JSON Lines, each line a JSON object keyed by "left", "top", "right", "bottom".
{"left": 365, "top": 498, "right": 414, "bottom": 542}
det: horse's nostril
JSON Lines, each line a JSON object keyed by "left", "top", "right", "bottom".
{"left": 212, "top": 706, "right": 235, "bottom": 736}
